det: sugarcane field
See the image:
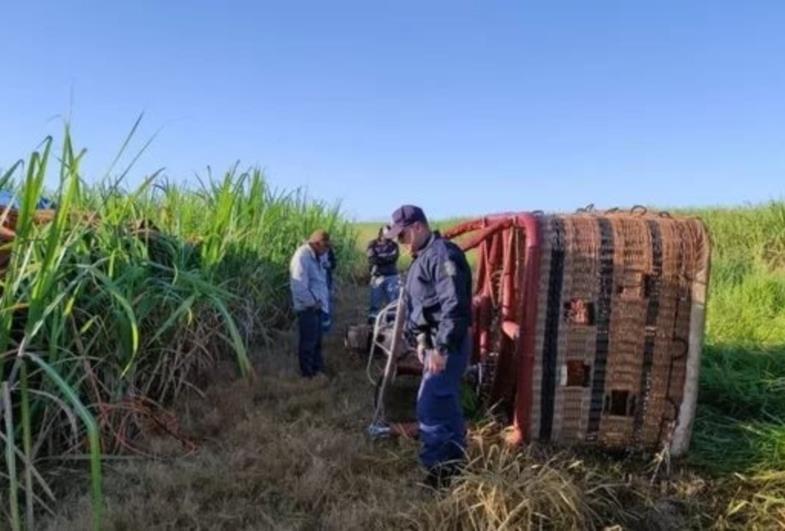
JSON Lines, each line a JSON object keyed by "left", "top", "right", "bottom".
{"left": 3, "top": 3, "right": 785, "bottom": 530}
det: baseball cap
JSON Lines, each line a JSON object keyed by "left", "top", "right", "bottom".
{"left": 385, "top": 204, "right": 427, "bottom": 239}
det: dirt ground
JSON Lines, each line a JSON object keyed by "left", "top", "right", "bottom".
{"left": 43, "top": 287, "right": 431, "bottom": 530}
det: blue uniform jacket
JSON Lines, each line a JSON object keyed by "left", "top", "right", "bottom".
{"left": 404, "top": 231, "right": 472, "bottom": 354}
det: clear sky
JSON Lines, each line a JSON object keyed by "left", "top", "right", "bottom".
{"left": 2, "top": 1, "right": 784, "bottom": 220}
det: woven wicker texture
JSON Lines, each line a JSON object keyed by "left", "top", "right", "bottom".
{"left": 532, "top": 210, "right": 709, "bottom": 451}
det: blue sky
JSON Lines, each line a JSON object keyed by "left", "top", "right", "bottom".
{"left": 1, "top": 1, "right": 784, "bottom": 220}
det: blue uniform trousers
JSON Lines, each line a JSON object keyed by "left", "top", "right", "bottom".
{"left": 369, "top": 274, "right": 400, "bottom": 321}
{"left": 417, "top": 333, "right": 470, "bottom": 469}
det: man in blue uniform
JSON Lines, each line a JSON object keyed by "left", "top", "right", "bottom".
{"left": 385, "top": 205, "right": 472, "bottom": 488}
{"left": 366, "top": 225, "right": 400, "bottom": 323}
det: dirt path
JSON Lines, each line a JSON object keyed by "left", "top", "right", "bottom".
{"left": 45, "top": 288, "right": 427, "bottom": 530}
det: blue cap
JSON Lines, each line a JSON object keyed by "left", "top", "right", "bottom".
{"left": 386, "top": 204, "right": 427, "bottom": 239}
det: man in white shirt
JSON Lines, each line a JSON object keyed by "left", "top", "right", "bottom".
{"left": 289, "top": 229, "right": 331, "bottom": 377}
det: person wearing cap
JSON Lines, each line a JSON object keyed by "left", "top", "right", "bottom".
{"left": 386, "top": 205, "right": 472, "bottom": 488}
{"left": 289, "top": 229, "right": 331, "bottom": 378}
{"left": 366, "top": 225, "right": 400, "bottom": 323}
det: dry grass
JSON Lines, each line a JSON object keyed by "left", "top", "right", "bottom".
{"left": 40, "top": 286, "right": 774, "bottom": 531}
{"left": 42, "top": 287, "right": 425, "bottom": 530}
{"left": 410, "top": 424, "right": 709, "bottom": 531}
{"left": 704, "top": 471, "right": 785, "bottom": 529}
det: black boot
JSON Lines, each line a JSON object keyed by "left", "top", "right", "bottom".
{"left": 425, "top": 463, "right": 461, "bottom": 490}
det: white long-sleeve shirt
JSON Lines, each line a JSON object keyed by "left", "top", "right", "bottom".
{"left": 289, "top": 243, "right": 330, "bottom": 313}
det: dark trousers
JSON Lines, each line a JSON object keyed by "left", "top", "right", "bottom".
{"left": 416, "top": 333, "right": 470, "bottom": 469}
{"left": 297, "top": 308, "right": 324, "bottom": 377}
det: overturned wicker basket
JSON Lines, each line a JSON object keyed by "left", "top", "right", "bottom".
{"left": 446, "top": 208, "right": 710, "bottom": 455}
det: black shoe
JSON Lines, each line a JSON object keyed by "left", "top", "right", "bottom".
{"left": 424, "top": 463, "right": 461, "bottom": 490}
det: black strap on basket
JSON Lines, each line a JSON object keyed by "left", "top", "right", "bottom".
{"left": 540, "top": 218, "right": 565, "bottom": 441}
{"left": 633, "top": 219, "right": 664, "bottom": 445}
{"left": 587, "top": 217, "right": 614, "bottom": 440}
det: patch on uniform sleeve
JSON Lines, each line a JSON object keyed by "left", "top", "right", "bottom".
{"left": 443, "top": 259, "right": 457, "bottom": 277}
